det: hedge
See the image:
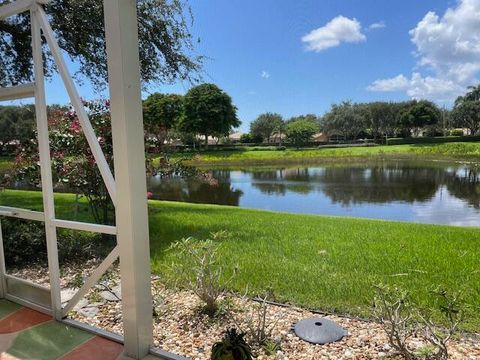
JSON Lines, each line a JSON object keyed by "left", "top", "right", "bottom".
{"left": 386, "top": 136, "right": 480, "bottom": 145}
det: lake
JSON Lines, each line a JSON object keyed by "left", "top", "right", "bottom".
{"left": 146, "top": 160, "right": 480, "bottom": 227}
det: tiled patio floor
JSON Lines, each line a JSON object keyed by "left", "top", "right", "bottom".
{"left": 0, "top": 299, "right": 123, "bottom": 359}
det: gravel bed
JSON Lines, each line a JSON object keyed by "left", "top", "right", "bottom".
{"left": 9, "top": 263, "right": 480, "bottom": 360}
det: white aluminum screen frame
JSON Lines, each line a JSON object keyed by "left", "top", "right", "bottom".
{"left": 0, "top": 0, "right": 153, "bottom": 357}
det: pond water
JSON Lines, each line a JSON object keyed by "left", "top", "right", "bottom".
{"left": 146, "top": 160, "right": 480, "bottom": 227}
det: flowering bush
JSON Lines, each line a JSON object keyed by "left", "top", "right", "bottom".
{"left": 13, "top": 100, "right": 115, "bottom": 225}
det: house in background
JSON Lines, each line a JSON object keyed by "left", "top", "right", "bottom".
{"left": 312, "top": 132, "right": 329, "bottom": 143}
{"left": 228, "top": 131, "right": 243, "bottom": 142}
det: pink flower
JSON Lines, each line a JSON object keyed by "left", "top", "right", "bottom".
{"left": 70, "top": 121, "right": 81, "bottom": 134}
{"left": 147, "top": 192, "right": 153, "bottom": 199}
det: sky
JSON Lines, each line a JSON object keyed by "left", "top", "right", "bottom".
{"left": 25, "top": 0, "right": 480, "bottom": 131}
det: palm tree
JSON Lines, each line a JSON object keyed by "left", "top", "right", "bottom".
{"left": 464, "top": 84, "right": 480, "bottom": 102}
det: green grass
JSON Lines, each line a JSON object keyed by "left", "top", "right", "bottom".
{"left": 0, "top": 157, "right": 12, "bottom": 174}
{"left": 166, "top": 142, "right": 480, "bottom": 166}
{"left": 1, "top": 189, "right": 479, "bottom": 331}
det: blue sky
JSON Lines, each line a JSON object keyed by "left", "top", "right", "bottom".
{"left": 35, "top": 0, "right": 480, "bottom": 131}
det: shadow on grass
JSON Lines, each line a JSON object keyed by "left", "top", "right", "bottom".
{"left": 148, "top": 202, "right": 253, "bottom": 255}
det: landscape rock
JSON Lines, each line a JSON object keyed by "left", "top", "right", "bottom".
{"left": 73, "top": 299, "right": 89, "bottom": 311}
{"left": 78, "top": 306, "right": 99, "bottom": 318}
{"left": 60, "top": 288, "right": 76, "bottom": 303}
{"left": 9, "top": 262, "right": 480, "bottom": 360}
{"left": 100, "top": 290, "right": 120, "bottom": 302}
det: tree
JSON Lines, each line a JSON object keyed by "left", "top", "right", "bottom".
{"left": 143, "top": 93, "right": 183, "bottom": 149}
{"left": 399, "top": 100, "right": 441, "bottom": 137}
{"left": 0, "top": 0, "right": 202, "bottom": 87}
{"left": 250, "top": 113, "right": 284, "bottom": 143}
{"left": 452, "top": 84, "right": 480, "bottom": 135}
{"left": 321, "top": 101, "right": 366, "bottom": 141}
{"left": 0, "top": 105, "right": 36, "bottom": 152}
{"left": 286, "top": 114, "right": 319, "bottom": 125}
{"left": 180, "top": 83, "right": 240, "bottom": 147}
{"left": 461, "top": 84, "right": 480, "bottom": 102}
{"left": 286, "top": 119, "right": 318, "bottom": 147}
{"left": 451, "top": 101, "right": 480, "bottom": 135}
{"left": 364, "top": 102, "right": 396, "bottom": 143}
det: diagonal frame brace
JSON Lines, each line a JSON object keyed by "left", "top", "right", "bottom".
{"left": 34, "top": 5, "right": 117, "bottom": 205}
{"left": 62, "top": 245, "right": 119, "bottom": 317}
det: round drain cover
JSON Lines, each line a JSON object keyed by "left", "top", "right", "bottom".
{"left": 294, "top": 317, "right": 347, "bottom": 344}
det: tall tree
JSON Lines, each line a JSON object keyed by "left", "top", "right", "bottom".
{"left": 364, "top": 102, "right": 396, "bottom": 143}
{"left": 180, "top": 83, "right": 240, "bottom": 147}
{"left": 399, "top": 100, "right": 441, "bottom": 137}
{"left": 322, "top": 101, "right": 366, "bottom": 141}
{"left": 143, "top": 93, "right": 183, "bottom": 148}
{"left": 250, "top": 113, "right": 284, "bottom": 143}
{"left": 0, "top": 0, "right": 202, "bottom": 87}
{"left": 452, "top": 84, "right": 480, "bottom": 135}
{"left": 452, "top": 100, "right": 480, "bottom": 135}
{"left": 0, "top": 105, "right": 36, "bottom": 150}
{"left": 461, "top": 84, "right": 480, "bottom": 102}
{"left": 286, "top": 118, "right": 318, "bottom": 147}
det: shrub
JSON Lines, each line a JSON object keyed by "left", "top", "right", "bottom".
{"left": 211, "top": 328, "right": 253, "bottom": 360}
{"left": 449, "top": 129, "right": 464, "bottom": 136}
{"left": 238, "top": 292, "right": 283, "bottom": 348}
{"left": 0, "top": 218, "right": 114, "bottom": 267}
{"left": 373, "top": 284, "right": 465, "bottom": 360}
{"left": 1, "top": 219, "right": 47, "bottom": 266}
{"left": 164, "top": 231, "right": 235, "bottom": 315}
{"left": 386, "top": 135, "right": 480, "bottom": 145}
{"left": 240, "top": 133, "right": 262, "bottom": 144}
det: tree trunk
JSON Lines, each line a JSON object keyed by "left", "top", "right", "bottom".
{"left": 205, "top": 134, "right": 208, "bottom": 149}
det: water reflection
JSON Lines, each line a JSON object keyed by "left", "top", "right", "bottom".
{"left": 444, "top": 168, "right": 480, "bottom": 209}
{"left": 146, "top": 160, "right": 480, "bottom": 226}
{"left": 307, "top": 166, "right": 441, "bottom": 205}
{"left": 147, "top": 170, "right": 243, "bottom": 206}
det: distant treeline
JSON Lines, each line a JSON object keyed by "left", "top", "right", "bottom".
{"left": 246, "top": 84, "right": 480, "bottom": 145}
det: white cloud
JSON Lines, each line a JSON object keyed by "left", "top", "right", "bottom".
{"left": 406, "top": 73, "right": 465, "bottom": 103}
{"left": 260, "top": 70, "right": 270, "bottom": 79}
{"left": 367, "top": 74, "right": 409, "bottom": 91}
{"left": 368, "top": 21, "right": 386, "bottom": 30}
{"left": 368, "top": 0, "right": 480, "bottom": 103}
{"left": 302, "top": 15, "right": 366, "bottom": 52}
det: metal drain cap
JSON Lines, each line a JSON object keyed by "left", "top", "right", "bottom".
{"left": 294, "top": 317, "right": 347, "bottom": 344}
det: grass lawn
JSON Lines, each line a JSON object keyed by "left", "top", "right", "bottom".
{"left": 165, "top": 142, "right": 480, "bottom": 166}
{"left": 0, "top": 157, "right": 12, "bottom": 174}
{"left": 1, "top": 189, "right": 479, "bottom": 331}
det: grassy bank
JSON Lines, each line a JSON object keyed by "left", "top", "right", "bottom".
{"left": 167, "top": 142, "right": 480, "bottom": 166}
{"left": 0, "top": 189, "right": 479, "bottom": 330}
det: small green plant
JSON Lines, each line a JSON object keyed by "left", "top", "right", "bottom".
{"left": 69, "top": 273, "right": 84, "bottom": 289}
{"left": 88, "top": 291, "right": 102, "bottom": 304}
{"left": 152, "top": 285, "right": 166, "bottom": 319}
{"left": 211, "top": 328, "right": 253, "bottom": 360}
{"left": 373, "top": 284, "right": 466, "bottom": 360}
{"left": 164, "top": 231, "right": 235, "bottom": 316}
{"left": 262, "top": 339, "right": 281, "bottom": 356}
